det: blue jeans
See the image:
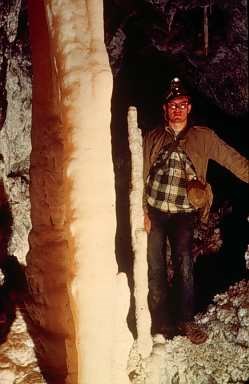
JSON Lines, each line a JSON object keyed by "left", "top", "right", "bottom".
{"left": 147, "top": 206, "right": 196, "bottom": 331}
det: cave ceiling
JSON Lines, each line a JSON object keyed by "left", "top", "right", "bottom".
{"left": 104, "top": 0, "right": 248, "bottom": 117}
{"left": 0, "top": 0, "right": 247, "bottom": 128}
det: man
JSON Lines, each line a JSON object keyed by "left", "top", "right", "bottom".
{"left": 143, "top": 77, "right": 249, "bottom": 344}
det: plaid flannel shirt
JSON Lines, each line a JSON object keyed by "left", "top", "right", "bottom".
{"left": 146, "top": 144, "right": 197, "bottom": 213}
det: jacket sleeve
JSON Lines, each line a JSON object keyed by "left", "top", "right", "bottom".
{"left": 208, "top": 130, "right": 249, "bottom": 183}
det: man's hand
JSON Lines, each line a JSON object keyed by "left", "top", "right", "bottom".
{"left": 144, "top": 212, "right": 151, "bottom": 234}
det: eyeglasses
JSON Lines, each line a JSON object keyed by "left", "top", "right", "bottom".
{"left": 168, "top": 102, "right": 189, "bottom": 110}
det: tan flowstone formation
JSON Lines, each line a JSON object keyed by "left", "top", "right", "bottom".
{"left": 26, "top": 0, "right": 133, "bottom": 383}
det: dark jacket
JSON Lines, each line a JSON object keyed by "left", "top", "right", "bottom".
{"left": 143, "top": 125, "right": 249, "bottom": 221}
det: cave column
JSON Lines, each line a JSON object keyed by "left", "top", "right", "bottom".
{"left": 27, "top": 0, "right": 132, "bottom": 383}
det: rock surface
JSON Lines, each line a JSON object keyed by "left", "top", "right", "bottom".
{"left": 0, "top": 0, "right": 32, "bottom": 264}
{"left": 105, "top": 0, "right": 248, "bottom": 116}
{"left": 0, "top": 1, "right": 44, "bottom": 382}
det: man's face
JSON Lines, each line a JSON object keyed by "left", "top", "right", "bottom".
{"left": 163, "top": 96, "right": 191, "bottom": 124}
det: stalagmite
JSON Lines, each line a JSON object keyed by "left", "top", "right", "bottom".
{"left": 128, "top": 106, "right": 152, "bottom": 359}
{"left": 27, "top": 0, "right": 132, "bottom": 383}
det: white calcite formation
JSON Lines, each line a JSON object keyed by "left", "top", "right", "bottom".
{"left": 111, "top": 272, "right": 134, "bottom": 384}
{"left": 245, "top": 245, "right": 249, "bottom": 270}
{"left": 128, "top": 279, "right": 249, "bottom": 384}
{"left": 128, "top": 106, "right": 152, "bottom": 359}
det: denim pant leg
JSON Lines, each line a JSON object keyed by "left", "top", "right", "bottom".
{"left": 147, "top": 209, "right": 169, "bottom": 330}
{"left": 168, "top": 213, "right": 195, "bottom": 323}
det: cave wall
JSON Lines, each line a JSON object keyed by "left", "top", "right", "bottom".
{"left": 0, "top": 1, "right": 45, "bottom": 382}
{"left": 0, "top": 0, "right": 31, "bottom": 264}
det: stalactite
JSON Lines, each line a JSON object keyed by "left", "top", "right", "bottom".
{"left": 128, "top": 106, "right": 152, "bottom": 359}
{"left": 167, "top": 10, "right": 176, "bottom": 33}
{"left": 209, "top": 0, "right": 214, "bottom": 15}
{"left": 203, "top": 5, "right": 209, "bottom": 56}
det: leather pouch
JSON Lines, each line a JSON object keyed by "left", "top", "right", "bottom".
{"left": 186, "top": 179, "right": 209, "bottom": 209}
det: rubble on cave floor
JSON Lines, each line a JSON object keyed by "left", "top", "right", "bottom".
{"left": 128, "top": 279, "right": 249, "bottom": 384}
{"left": 0, "top": 308, "right": 45, "bottom": 384}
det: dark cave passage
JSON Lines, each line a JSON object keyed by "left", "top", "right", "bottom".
{"left": 110, "top": 46, "right": 249, "bottom": 328}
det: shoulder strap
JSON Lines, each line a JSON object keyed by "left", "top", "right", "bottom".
{"left": 165, "top": 124, "right": 191, "bottom": 161}
{"left": 148, "top": 125, "right": 191, "bottom": 177}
